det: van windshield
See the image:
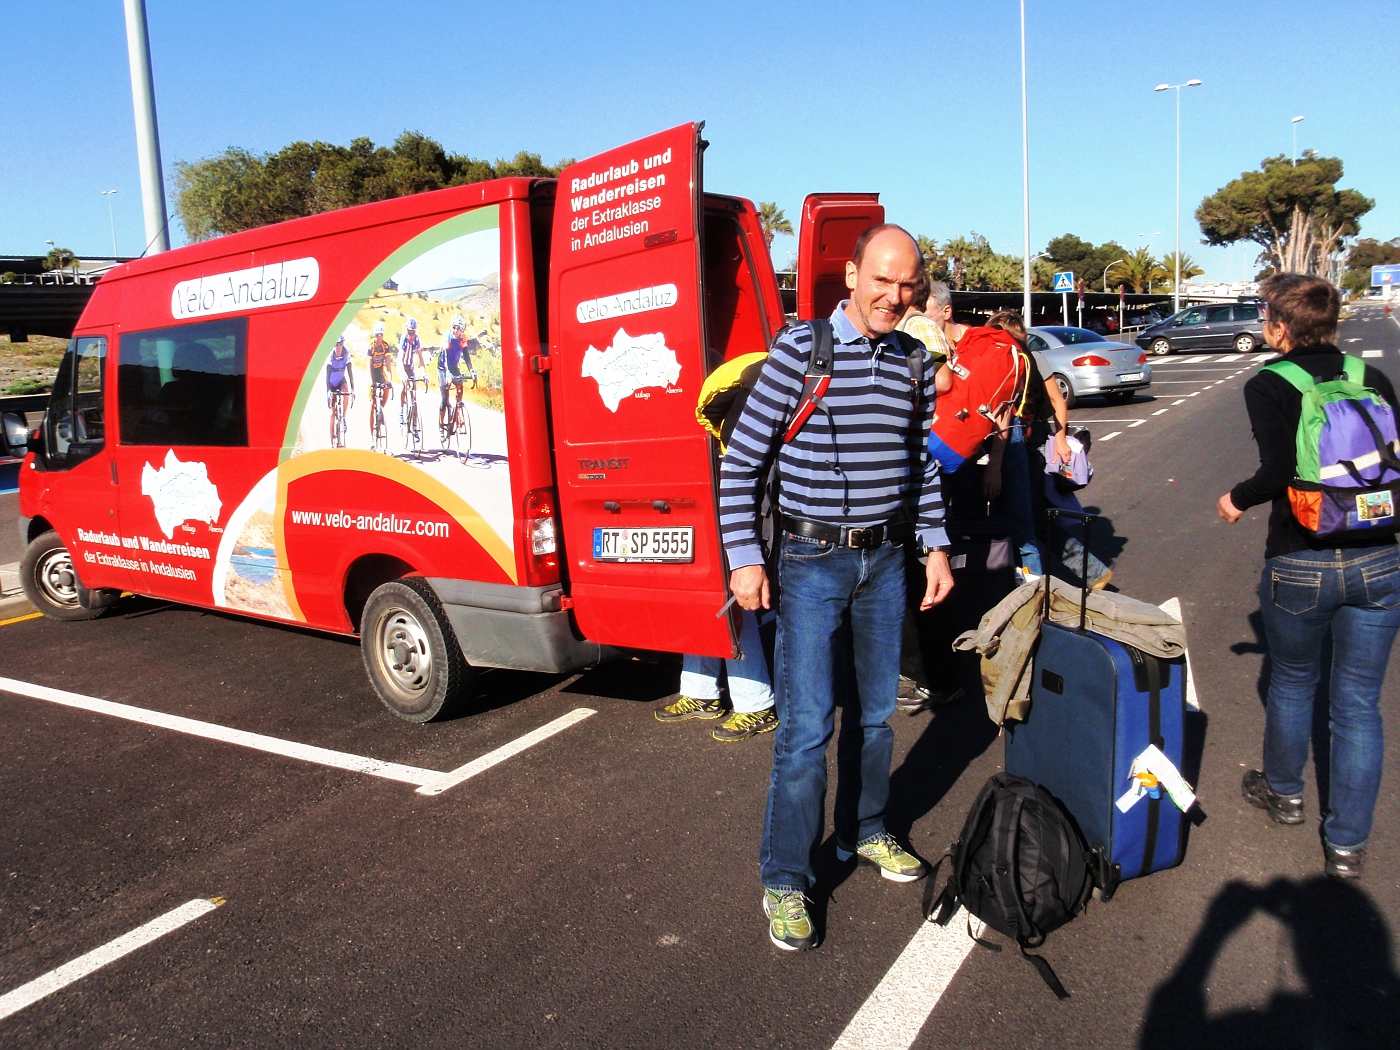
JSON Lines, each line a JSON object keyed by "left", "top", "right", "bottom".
{"left": 46, "top": 335, "right": 106, "bottom": 466}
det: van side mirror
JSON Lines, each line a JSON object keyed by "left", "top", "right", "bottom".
{"left": 1, "top": 412, "right": 27, "bottom": 456}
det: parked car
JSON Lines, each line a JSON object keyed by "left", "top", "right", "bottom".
{"left": 1026, "top": 326, "right": 1152, "bottom": 409}
{"left": 1135, "top": 301, "right": 1265, "bottom": 355}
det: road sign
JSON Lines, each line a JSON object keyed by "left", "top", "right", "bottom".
{"left": 1373, "top": 264, "right": 1400, "bottom": 287}
{"left": 1053, "top": 271, "right": 1075, "bottom": 292}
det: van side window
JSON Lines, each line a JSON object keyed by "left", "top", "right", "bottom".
{"left": 1206, "top": 305, "right": 1234, "bottom": 323}
{"left": 118, "top": 317, "right": 249, "bottom": 447}
{"left": 1235, "top": 304, "right": 1259, "bottom": 321}
{"left": 45, "top": 336, "right": 107, "bottom": 468}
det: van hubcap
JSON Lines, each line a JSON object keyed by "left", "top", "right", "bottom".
{"left": 1151, "top": 339, "right": 1171, "bottom": 355}
{"left": 36, "top": 548, "right": 80, "bottom": 607}
{"left": 373, "top": 605, "right": 434, "bottom": 703}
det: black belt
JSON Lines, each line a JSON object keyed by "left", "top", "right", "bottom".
{"left": 782, "top": 515, "right": 914, "bottom": 549}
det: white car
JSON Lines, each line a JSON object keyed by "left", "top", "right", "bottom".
{"left": 1027, "top": 326, "right": 1152, "bottom": 408}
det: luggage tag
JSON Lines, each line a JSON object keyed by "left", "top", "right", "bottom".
{"left": 1114, "top": 744, "right": 1197, "bottom": 814}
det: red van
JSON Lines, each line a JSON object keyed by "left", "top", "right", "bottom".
{"left": 17, "top": 124, "right": 885, "bottom": 721}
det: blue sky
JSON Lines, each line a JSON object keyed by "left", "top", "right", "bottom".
{"left": 5, "top": 0, "right": 1394, "bottom": 282}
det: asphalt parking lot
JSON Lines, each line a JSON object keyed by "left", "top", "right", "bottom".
{"left": 4, "top": 304, "right": 1400, "bottom": 1048}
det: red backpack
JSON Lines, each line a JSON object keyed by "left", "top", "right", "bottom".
{"left": 928, "top": 326, "right": 1028, "bottom": 472}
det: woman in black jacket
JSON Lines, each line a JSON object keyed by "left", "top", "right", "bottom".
{"left": 1219, "top": 274, "right": 1400, "bottom": 879}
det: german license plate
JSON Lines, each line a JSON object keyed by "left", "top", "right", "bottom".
{"left": 1117, "top": 372, "right": 1144, "bottom": 383}
{"left": 592, "top": 526, "right": 694, "bottom": 562}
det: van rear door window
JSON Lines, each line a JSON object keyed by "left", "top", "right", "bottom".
{"left": 119, "top": 317, "right": 249, "bottom": 446}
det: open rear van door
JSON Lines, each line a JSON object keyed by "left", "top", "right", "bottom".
{"left": 795, "top": 193, "right": 884, "bottom": 321}
{"left": 547, "top": 123, "right": 737, "bottom": 659}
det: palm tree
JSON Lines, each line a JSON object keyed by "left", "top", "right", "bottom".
{"left": 1118, "top": 248, "right": 1166, "bottom": 293}
{"left": 1158, "top": 251, "right": 1205, "bottom": 289}
{"left": 758, "top": 202, "right": 793, "bottom": 248}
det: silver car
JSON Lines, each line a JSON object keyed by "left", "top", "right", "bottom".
{"left": 1026, "top": 326, "right": 1152, "bottom": 408}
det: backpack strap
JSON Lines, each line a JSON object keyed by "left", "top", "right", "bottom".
{"left": 782, "top": 320, "right": 834, "bottom": 444}
{"left": 1343, "top": 355, "right": 1367, "bottom": 385}
{"left": 1263, "top": 359, "right": 1316, "bottom": 393}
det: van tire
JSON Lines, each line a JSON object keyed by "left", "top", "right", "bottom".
{"left": 1149, "top": 338, "right": 1172, "bottom": 356}
{"left": 1234, "top": 333, "right": 1256, "bottom": 353}
{"left": 360, "top": 577, "right": 471, "bottom": 723}
{"left": 20, "top": 530, "right": 105, "bottom": 621}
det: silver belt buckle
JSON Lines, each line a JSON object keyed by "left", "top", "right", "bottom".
{"left": 845, "top": 526, "right": 874, "bottom": 548}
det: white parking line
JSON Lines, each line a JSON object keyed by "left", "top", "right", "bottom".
{"left": 1129, "top": 419, "right": 1146, "bottom": 427}
{"left": 1363, "top": 350, "right": 1383, "bottom": 358}
{"left": 1153, "top": 409, "right": 1169, "bottom": 415}
{"left": 1099, "top": 431, "right": 1122, "bottom": 441}
{"left": 0, "top": 676, "right": 595, "bottom": 797}
{"left": 830, "top": 909, "right": 977, "bottom": 1050}
{"left": 0, "top": 898, "right": 222, "bottom": 1022}
{"left": 1257, "top": 352, "right": 1278, "bottom": 360}
{"left": 1172, "top": 399, "right": 1187, "bottom": 405}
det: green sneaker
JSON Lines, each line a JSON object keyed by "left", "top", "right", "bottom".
{"left": 711, "top": 707, "right": 778, "bottom": 742}
{"left": 654, "top": 695, "right": 725, "bottom": 722}
{"left": 763, "top": 889, "right": 816, "bottom": 951}
{"left": 836, "top": 832, "right": 927, "bottom": 883}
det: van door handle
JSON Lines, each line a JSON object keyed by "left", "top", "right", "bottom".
{"left": 109, "top": 460, "right": 118, "bottom": 485}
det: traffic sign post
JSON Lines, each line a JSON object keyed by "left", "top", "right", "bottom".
{"left": 1054, "top": 271, "right": 1074, "bottom": 325}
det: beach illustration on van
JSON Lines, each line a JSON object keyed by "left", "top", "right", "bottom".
{"left": 213, "top": 469, "right": 294, "bottom": 619}
{"left": 291, "top": 212, "right": 514, "bottom": 555}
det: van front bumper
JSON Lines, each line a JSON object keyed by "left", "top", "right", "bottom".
{"left": 425, "top": 578, "right": 616, "bottom": 675}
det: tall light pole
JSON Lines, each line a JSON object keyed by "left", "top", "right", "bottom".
{"left": 1155, "top": 78, "right": 1202, "bottom": 314}
{"left": 1292, "top": 115, "right": 1305, "bottom": 164}
{"left": 102, "top": 190, "right": 119, "bottom": 257}
{"left": 123, "top": 0, "right": 169, "bottom": 254}
{"left": 1020, "top": 0, "right": 1032, "bottom": 324}
{"left": 1103, "top": 258, "right": 1125, "bottom": 292}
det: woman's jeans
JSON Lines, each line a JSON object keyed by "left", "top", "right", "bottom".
{"left": 680, "top": 608, "right": 774, "bottom": 713}
{"left": 1258, "top": 544, "right": 1400, "bottom": 849}
{"left": 996, "top": 423, "right": 1044, "bottom": 575}
{"left": 760, "top": 534, "right": 904, "bottom": 893}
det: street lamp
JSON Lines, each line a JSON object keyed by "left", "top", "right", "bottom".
{"left": 1103, "top": 258, "right": 1125, "bottom": 292}
{"left": 1292, "top": 115, "right": 1305, "bottom": 164}
{"left": 102, "top": 190, "right": 119, "bottom": 257}
{"left": 1155, "top": 78, "right": 1202, "bottom": 314}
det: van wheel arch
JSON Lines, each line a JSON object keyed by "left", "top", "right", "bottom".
{"left": 27, "top": 516, "right": 55, "bottom": 545}
{"left": 343, "top": 553, "right": 417, "bottom": 632}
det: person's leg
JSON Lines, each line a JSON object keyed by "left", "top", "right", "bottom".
{"left": 760, "top": 536, "right": 853, "bottom": 894}
{"left": 847, "top": 542, "right": 905, "bottom": 842}
{"left": 678, "top": 653, "right": 722, "bottom": 701}
{"left": 1258, "top": 552, "right": 1341, "bottom": 801}
{"left": 996, "top": 424, "right": 1044, "bottom": 575}
{"left": 726, "top": 609, "right": 774, "bottom": 714}
{"left": 1322, "top": 548, "right": 1400, "bottom": 850}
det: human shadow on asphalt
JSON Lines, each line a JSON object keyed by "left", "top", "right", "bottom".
{"left": 1138, "top": 876, "right": 1400, "bottom": 1049}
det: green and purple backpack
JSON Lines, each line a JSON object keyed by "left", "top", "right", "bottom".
{"left": 1266, "top": 355, "right": 1400, "bottom": 538}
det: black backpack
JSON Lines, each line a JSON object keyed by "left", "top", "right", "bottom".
{"left": 929, "top": 772, "right": 1095, "bottom": 999}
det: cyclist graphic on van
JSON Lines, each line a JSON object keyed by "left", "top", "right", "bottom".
{"left": 367, "top": 320, "right": 396, "bottom": 452}
{"left": 437, "top": 314, "right": 478, "bottom": 448}
{"left": 325, "top": 335, "right": 355, "bottom": 447}
{"left": 398, "top": 317, "right": 428, "bottom": 450}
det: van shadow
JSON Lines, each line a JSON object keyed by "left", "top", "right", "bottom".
{"left": 1139, "top": 877, "right": 1400, "bottom": 1049}
{"left": 563, "top": 654, "right": 681, "bottom": 704}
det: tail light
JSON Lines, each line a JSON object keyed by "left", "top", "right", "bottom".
{"left": 522, "top": 487, "right": 560, "bottom": 587}
{"left": 1072, "top": 354, "right": 1111, "bottom": 367}
{"left": 1137, "top": 351, "right": 1148, "bottom": 364}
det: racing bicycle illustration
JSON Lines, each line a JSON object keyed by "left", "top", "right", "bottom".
{"left": 402, "top": 376, "right": 428, "bottom": 452}
{"left": 370, "top": 379, "right": 393, "bottom": 454}
{"left": 329, "top": 389, "right": 354, "bottom": 448}
{"left": 434, "top": 350, "right": 477, "bottom": 455}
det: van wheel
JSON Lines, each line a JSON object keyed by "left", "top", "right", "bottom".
{"left": 360, "top": 577, "right": 471, "bottom": 722}
{"left": 20, "top": 530, "right": 105, "bottom": 621}
{"left": 1234, "top": 333, "right": 1256, "bottom": 353}
{"left": 1053, "top": 374, "right": 1077, "bottom": 409}
{"left": 1149, "top": 338, "right": 1172, "bottom": 356}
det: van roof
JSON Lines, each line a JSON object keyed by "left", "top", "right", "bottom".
{"left": 105, "top": 176, "right": 550, "bottom": 286}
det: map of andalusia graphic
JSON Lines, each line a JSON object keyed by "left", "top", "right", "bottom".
{"left": 141, "top": 450, "right": 223, "bottom": 539}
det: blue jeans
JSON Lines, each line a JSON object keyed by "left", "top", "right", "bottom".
{"left": 996, "top": 423, "right": 1044, "bottom": 575}
{"left": 1258, "top": 545, "right": 1400, "bottom": 849}
{"left": 680, "top": 609, "right": 774, "bottom": 713}
{"left": 761, "top": 533, "right": 905, "bottom": 893}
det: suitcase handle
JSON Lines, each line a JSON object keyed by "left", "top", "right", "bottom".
{"left": 1045, "top": 508, "right": 1098, "bottom": 632}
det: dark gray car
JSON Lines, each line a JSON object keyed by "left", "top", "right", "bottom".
{"left": 1135, "top": 302, "right": 1265, "bottom": 355}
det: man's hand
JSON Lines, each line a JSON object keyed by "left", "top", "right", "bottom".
{"left": 730, "top": 565, "right": 770, "bottom": 611}
{"left": 1217, "top": 493, "right": 1243, "bottom": 524}
{"left": 920, "top": 551, "right": 955, "bottom": 610}
{"left": 982, "top": 462, "right": 1003, "bottom": 501}
{"left": 1053, "top": 432, "right": 1073, "bottom": 465}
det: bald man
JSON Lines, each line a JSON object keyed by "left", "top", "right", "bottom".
{"left": 719, "top": 224, "right": 954, "bottom": 951}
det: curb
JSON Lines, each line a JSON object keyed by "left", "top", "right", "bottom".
{"left": 0, "top": 592, "right": 37, "bottom": 621}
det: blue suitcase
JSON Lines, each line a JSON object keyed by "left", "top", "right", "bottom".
{"left": 1004, "top": 513, "right": 1188, "bottom": 897}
